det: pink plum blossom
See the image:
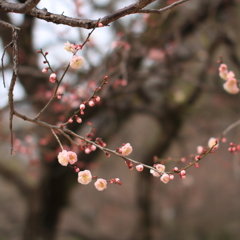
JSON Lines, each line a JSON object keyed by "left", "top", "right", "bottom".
{"left": 150, "top": 164, "right": 165, "bottom": 177}
{"left": 120, "top": 143, "right": 133, "bottom": 156}
{"left": 67, "top": 151, "right": 78, "bottom": 165}
{"left": 58, "top": 150, "right": 68, "bottom": 166}
{"left": 94, "top": 178, "right": 107, "bottom": 191}
{"left": 223, "top": 78, "right": 239, "bottom": 94}
{"left": 219, "top": 63, "right": 228, "bottom": 80}
{"left": 70, "top": 55, "right": 84, "bottom": 69}
{"left": 160, "top": 173, "right": 170, "bottom": 184}
{"left": 78, "top": 170, "right": 92, "bottom": 185}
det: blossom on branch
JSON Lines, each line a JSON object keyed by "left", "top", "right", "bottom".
{"left": 64, "top": 41, "right": 77, "bottom": 54}
{"left": 70, "top": 55, "right": 84, "bottom": 69}
{"left": 94, "top": 178, "right": 107, "bottom": 191}
{"left": 160, "top": 173, "right": 170, "bottom": 184}
{"left": 119, "top": 143, "right": 132, "bottom": 156}
{"left": 58, "top": 150, "right": 69, "bottom": 166}
{"left": 150, "top": 164, "right": 165, "bottom": 177}
{"left": 67, "top": 151, "right": 78, "bottom": 164}
{"left": 208, "top": 137, "right": 218, "bottom": 149}
{"left": 78, "top": 170, "right": 92, "bottom": 185}
{"left": 223, "top": 78, "right": 239, "bottom": 94}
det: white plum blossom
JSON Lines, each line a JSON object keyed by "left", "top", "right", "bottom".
{"left": 64, "top": 41, "right": 77, "bottom": 53}
{"left": 208, "top": 137, "right": 218, "bottom": 149}
{"left": 94, "top": 178, "right": 107, "bottom": 191}
{"left": 58, "top": 150, "right": 68, "bottom": 166}
{"left": 78, "top": 170, "right": 92, "bottom": 185}
{"left": 70, "top": 55, "right": 84, "bottom": 69}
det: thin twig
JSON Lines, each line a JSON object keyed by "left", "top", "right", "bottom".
{"left": 1, "top": 41, "right": 13, "bottom": 88}
{"left": 137, "top": 0, "right": 190, "bottom": 14}
{"left": 51, "top": 128, "right": 64, "bottom": 151}
{"left": 34, "top": 20, "right": 101, "bottom": 120}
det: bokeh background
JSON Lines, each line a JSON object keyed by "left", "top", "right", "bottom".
{"left": 1, "top": 0, "right": 240, "bottom": 239}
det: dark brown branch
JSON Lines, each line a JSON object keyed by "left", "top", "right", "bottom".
{"left": 0, "top": 0, "right": 40, "bottom": 14}
{"left": 137, "top": 0, "right": 190, "bottom": 14}
{"left": 0, "top": 0, "right": 189, "bottom": 30}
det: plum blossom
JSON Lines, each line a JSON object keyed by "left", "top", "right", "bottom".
{"left": 58, "top": 150, "right": 68, "bottom": 166}
{"left": 223, "top": 78, "right": 239, "bottom": 94}
{"left": 67, "top": 151, "right": 78, "bottom": 165}
{"left": 160, "top": 173, "right": 170, "bottom": 184}
{"left": 120, "top": 143, "right": 132, "bottom": 156}
{"left": 208, "top": 137, "right": 218, "bottom": 149}
{"left": 78, "top": 170, "right": 92, "bottom": 185}
{"left": 70, "top": 55, "right": 84, "bottom": 69}
{"left": 94, "top": 178, "right": 107, "bottom": 191}
{"left": 150, "top": 163, "right": 165, "bottom": 177}
{"left": 64, "top": 41, "right": 77, "bottom": 53}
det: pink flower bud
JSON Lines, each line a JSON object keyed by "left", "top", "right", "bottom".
{"left": 85, "top": 148, "right": 90, "bottom": 154}
{"left": 80, "top": 104, "right": 85, "bottom": 110}
{"left": 95, "top": 96, "right": 101, "bottom": 102}
{"left": 49, "top": 73, "right": 57, "bottom": 83}
{"left": 91, "top": 145, "right": 97, "bottom": 151}
{"left": 75, "top": 116, "right": 82, "bottom": 123}
{"left": 136, "top": 164, "right": 144, "bottom": 172}
{"left": 42, "top": 68, "right": 48, "bottom": 73}
{"left": 68, "top": 118, "right": 73, "bottom": 123}
{"left": 88, "top": 100, "right": 95, "bottom": 107}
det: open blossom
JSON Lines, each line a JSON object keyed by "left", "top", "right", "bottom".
{"left": 223, "top": 78, "right": 239, "bottom": 94}
{"left": 150, "top": 164, "right": 165, "bottom": 177}
{"left": 94, "top": 178, "right": 107, "bottom": 191}
{"left": 67, "top": 151, "right": 78, "bottom": 165}
{"left": 160, "top": 173, "right": 170, "bottom": 184}
{"left": 78, "top": 170, "right": 92, "bottom": 185}
{"left": 208, "top": 137, "right": 218, "bottom": 149}
{"left": 64, "top": 41, "right": 77, "bottom": 53}
{"left": 120, "top": 143, "right": 133, "bottom": 156}
{"left": 70, "top": 55, "right": 84, "bottom": 69}
{"left": 58, "top": 150, "right": 68, "bottom": 166}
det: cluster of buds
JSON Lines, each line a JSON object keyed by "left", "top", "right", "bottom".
{"left": 125, "top": 160, "right": 133, "bottom": 170}
{"left": 88, "top": 95, "right": 101, "bottom": 107}
{"left": 228, "top": 142, "right": 240, "bottom": 154}
{"left": 219, "top": 63, "right": 239, "bottom": 94}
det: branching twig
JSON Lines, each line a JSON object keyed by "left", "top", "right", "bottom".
{"left": 0, "top": 0, "right": 189, "bottom": 29}
{"left": 0, "top": 20, "right": 21, "bottom": 154}
{"left": 1, "top": 41, "right": 13, "bottom": 88}
{"left": 34, "top": 20, "right": 100, "bottom": 120}
{"left": 137, "top": 0, "right": 190, "bottom": 14}
{"left": 0, "top": 0, "right": 40, "bottom": 14}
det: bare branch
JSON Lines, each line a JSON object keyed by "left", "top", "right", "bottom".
{"left": 0, "top": 0, "right": 41, "bottom": 14}
{"left": 0, "top": 20, "right": 20, "bottom": 154}
{"left": 137, "top": 0, "right": 190, "bottom": 14}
